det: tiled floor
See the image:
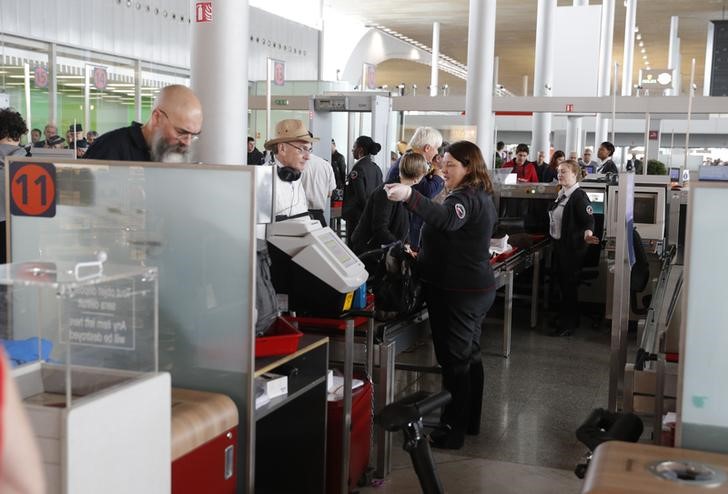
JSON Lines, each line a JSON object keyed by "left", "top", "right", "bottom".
{"left": 359, "top": 297, "right": 621, "bottom": 494}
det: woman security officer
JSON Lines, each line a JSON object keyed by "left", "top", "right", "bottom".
{"left": 385, "top": 141, "right": 497, "bottom": 449}
{"left": 548, "top": 159, "right": 600, "bottom": 337}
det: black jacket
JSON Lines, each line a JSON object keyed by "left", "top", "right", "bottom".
{"left": 247, "top": 147, "right": 265, "bottom": 165}
{"left": 343, "top": 155, "right": 383, "bottom": 227}
{"left": 84, "top": 122, "right": 151, "bottom": 161}
{"left": 331, "top": 150, "right": 347, "bottom": 189}
{"left": 406, "top": 186, "right": 497, "bottom": 291}
{"left": 554, "top": 187, "right": 595, "bottom": 254}
{"left": 350, "top": 183, "right": 409, "bottom": 254}
{"left": 598, "top": 159, "right": 618, "bottom": 174}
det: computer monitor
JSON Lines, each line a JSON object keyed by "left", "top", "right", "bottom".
{"left": 585, "top": 165, "right": 595, "bottom": 174}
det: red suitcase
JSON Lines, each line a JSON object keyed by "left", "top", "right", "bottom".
{"left": 171, "top": 388, "right": 239, "bottom": 494}
{"left": 326, "top": 379, "right": 373, "bottom": 494}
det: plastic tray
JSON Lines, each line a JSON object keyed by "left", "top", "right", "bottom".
{"left": 255, "top": 318, "right": 303, "bottom": 358}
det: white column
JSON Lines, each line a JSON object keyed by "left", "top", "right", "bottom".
{"left": 522, "top": 75, "right": 529, "bottom": 96}
{"left": 621, "top": 0, "right": 637, "bottom": 96}
{"left": 566, "top": 116, "right": 583, "bottom": 157}
{"left": 668, "top": 16, "right": 681, "bottom": 96}
{"left": 704, "top": 22, "right": 715, "bottom": 96}
{"left": 595, "top": 0, "right": 615, "bottom": 148}
{"left": 531, "top": 0, "right": 556, "bottom": 160}
{"left": 430, "top": 22, "right": 440, "bottom": 97}
{"left": 573, "top": 0, "right": 588, "bottom": 5}
{"left": 191, "top": 0, "right": 248, "bottom": 165}
{"left": 134, "top": 59, "right": 142, "bottom": 123}
{"left": 465, "top": 0, "right": 497, "bottom": 166}
{"left": 48, "top": 43, "right": 57, "bottom": 125}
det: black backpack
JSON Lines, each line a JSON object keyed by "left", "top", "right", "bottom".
{"left": 364, "top": 242, "right": 424, "bottom": 321}
{"left": 255, "top": 240, "right": 279, "bottom": 336}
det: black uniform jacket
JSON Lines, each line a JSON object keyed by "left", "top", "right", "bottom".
{"left": 331, "top": 150, "right": 347, "bottom": 189}
{"left": 554, "top": 187, "right": 595, "bottom": 255}
{"left": 84, "top": 122, "right": 151, "bottom": 161}
{"left": 350, "top": 182, "right": 409, "bottom": 254}
{"left": 598, "top": 159, "right": 618, "bottom": 174}
{"left": 343, "top": 155, "right": 383, "bottom": 225}
{"left": 406, "top": 186, "right": 497, "bottom": 291}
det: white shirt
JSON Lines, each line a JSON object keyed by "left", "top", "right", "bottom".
{"left": 274, "top": 158, "right": 308, "bottom": 219}
{"left": 300, "top": 153, "right": 336, "bottom": 211}
{"left": 549, "top": 182, "right": 579, "bottom": 239}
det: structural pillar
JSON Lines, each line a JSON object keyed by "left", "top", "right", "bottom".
{"left": 621, "top": 0, "right": 637, "bottom": 96}
{"left": 465, "top": 0, "right": 497, "bottom": 166}
{"left": 595, "top": 0, "right": 615, "bottom": 148}
{"left": 48, "top": 43, "right": 58, "bottom": 125}
{"left": 191, "top": 0, "right": 248, "bottom": 165}
{"left": 573, "top": 0, "right": 588, "bottom": 5}
{"left": 704, "top": 22, "right": 714, "bottom": 96}
{"left": 565, "top": 116, "right": 584, "bottom": 157}
{"left": 134, "top": 59, "right": 142, "bottom": 123}
{"left": 522, "top": 75, "right": 528, "bottom": 96}
{"left": 531, "top": 0, "right": 556, "bottom": 160}
{"left": 430, "top": 22, "right": 440, "bottom": 97}
{"left": 668, "top": 16, "right": 681, "bottom": 96}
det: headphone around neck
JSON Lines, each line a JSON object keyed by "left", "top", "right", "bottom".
{"left": 277, "top": 165, "right": 301, "bottom": 182}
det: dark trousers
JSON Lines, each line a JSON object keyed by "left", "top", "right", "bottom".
{"left": 554, "top": 243, "right": 586, "bottom": 330}
{"left": 423, "top": 283, "right": 495, "bottom": 436}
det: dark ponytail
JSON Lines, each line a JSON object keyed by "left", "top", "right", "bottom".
{"left": 355, "top": 135, "right": 381, "bottom": 156}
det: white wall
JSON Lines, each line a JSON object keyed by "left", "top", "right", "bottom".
{"left": 552, "top": 5, "right": 602, "bottom": 97}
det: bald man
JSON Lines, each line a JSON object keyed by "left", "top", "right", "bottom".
{"left": 85, "top": 84, "right": 203, "bottom": 162}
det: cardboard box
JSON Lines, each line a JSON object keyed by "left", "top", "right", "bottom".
{"left": 261, "top": 372, "right": 288, "bottom": 399}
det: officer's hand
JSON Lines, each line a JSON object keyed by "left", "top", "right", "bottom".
{"left": 584, "top": 230, "right": 600, "bottom": 245}
{"left": 384, "top": 183, "right": 412, "bottom": 202}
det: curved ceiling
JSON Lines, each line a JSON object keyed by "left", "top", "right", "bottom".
{"left": 330, "top": 0, "right": 728, "bottom": 95}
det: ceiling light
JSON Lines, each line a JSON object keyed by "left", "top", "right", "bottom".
{"left": 636, "top": 34, "right": 642, "bottom": 40}
{"left": 642, "top": 54, "right": 647, "bottom": 60}
{"left": 641, "top": 48, "right": 646, "bottom": 53}
{"left": 635, "top": 26, "right": 639, "bottom": 33}
{"left": 639, "top": 41, "right": 644, "bottom": 47}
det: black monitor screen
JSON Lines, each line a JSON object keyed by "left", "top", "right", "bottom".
{"left": 634, "top": 196, "right": 656, "bottom": 224}
{"left": 585, "top": 165, "right": 595, "bottom": 174}
{"left": 669, "top": 167, "right": 681, "bottom": 181}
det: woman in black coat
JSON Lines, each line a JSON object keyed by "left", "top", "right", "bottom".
{"left": 351, "top": 152, "right": 428, "bottom": 254}
{"left": 548, "top": 159, "right": 600, "bottom": 336}
{"left": 385, "top": 141, "right": 497, "bottom": 450}
{"left": 343, "top": 136, "right": 383, "bottom": 245}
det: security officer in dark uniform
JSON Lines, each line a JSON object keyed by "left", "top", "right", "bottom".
{"left": 385, "top": 140, "right": 497, "bottom": 450}
{"left": 596, "top": 141, "right": 618, "bottom": 175}
{"left": 548, "top": 159, "right": 599, "bottom": 337}
{"left": 342, "top": 135, "right": 383, "bottom": 245}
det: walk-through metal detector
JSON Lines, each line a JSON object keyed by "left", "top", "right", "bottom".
{"left": 311, "top": 93, "right": 392, "bottom": 175}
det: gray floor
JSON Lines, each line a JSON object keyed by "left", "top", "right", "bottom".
{"left": 360, "top": 298, "right": 619, "bottom": 494}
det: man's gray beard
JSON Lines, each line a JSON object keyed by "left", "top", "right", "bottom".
{"left": 150, "top": 132, "right": 189, "bottom": 163}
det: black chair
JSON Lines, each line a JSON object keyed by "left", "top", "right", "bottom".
{"left": 630, "top": 228, "right": 651, "bottom": 316}
{"left": 574, "top": 408, "right": 643, "bottom": 478}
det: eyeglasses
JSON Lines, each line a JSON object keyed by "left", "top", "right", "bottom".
{"left": 286, "top": 142, "right": 312, "bottom": 155}
{"left": 157, "top": 108, "right": 201, "bottom": 142}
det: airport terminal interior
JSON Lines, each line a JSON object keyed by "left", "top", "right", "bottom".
{"left": 2, "top": 1, "right": 728, "bottom": 493}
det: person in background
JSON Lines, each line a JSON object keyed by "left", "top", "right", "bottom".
{"left": 494, "top": 140, "right": 506, "bottom": 168}
{"left": 386, "top": 127, "right": 442, "bottom": 183}
{"left": 542, "top": 150, "right": 564, "bottom": 183}
{"left": 0, "top": 108, "right": 29, "bottom": 263}
{"left": 547, "top": 159, "right": 599, "bottom": 337}
{"left": 579, "top": 147, "right": 598, "bottom": 170}
{"left": 384, "top": 140, "right": 497, "bottom": 450}
{"left": 301, "top": 146, "right": 336, "bottom": 227}
{"left": 264, "top": 119, "right": 315, "bottom": 221}
{"left": 0, "top": 349, "right": 46, "bottom": 494}
{"left": 409, "top": 141, "right": 447, "bottom": 249}
{"left": 69, "top": 123, "right": 86, "bottom": 146}
{"left": 74, "top": 139, "right": 89, "bottom": 158}
{"left": 596, "top": 141, "right": 618, "bottom": 174}
{"left": 86, "top": 130, "right": 98, "bottom": 145}
{"left": 247, "top": 136, "right": 265, "bottom": 165}
{"left": 351, "top": 152, "right": 428, "bottom": 254}
{"left": 330, "top": 139, "right": 347, "bottom": 190}
{"left": 34, "top": 123, "right": 57, "bottom": 148}
{"left": 29, "top": 128, "right": 41, "bottom": 146}
{"left": 535, "top": 150, "right": 548, "bottom": 181}
{"left": 85, "top": 84, "right": 202, "bottom": 162}
{"left": 46, "top": 135, "right": 66, "bottom": 149}
{"left": 568, "top": 151, "right": 578, "bottom": 162}
{"left": 502, "top": 143, "right": 539, "bottom": 183}
{"left": 342, "top": 135, "right": 383, "bottom": 244}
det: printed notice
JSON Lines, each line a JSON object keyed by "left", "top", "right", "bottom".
{"left": 64, "top": 280, "right": 138, "bottom": 350}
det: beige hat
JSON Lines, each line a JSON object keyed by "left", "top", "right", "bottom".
{"left": 264, "top": 119, "right": 318, "bottom": 150}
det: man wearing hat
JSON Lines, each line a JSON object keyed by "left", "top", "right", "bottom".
{"left": 85, "top": 84, "right": 202, "bottom": 162}
{"left": 67, "top": 123, "right": 88, "bottom": 151}
{"left": 264, "top": 119, "right": 316, "bottom": 221}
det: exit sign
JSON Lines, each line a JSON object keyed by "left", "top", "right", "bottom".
{"left": 565, "top": 104, "right": 574, "bottom": 112}
{"left": 273, "top": 99, "right": 289, "bottom": 106}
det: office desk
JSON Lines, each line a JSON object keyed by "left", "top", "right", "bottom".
{"left": 254, "top": 335, "right": 329, "bottom": 494}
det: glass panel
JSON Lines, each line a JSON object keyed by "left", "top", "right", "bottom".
{"left": 9, "top": 160, "right": 256, "bottom": 401}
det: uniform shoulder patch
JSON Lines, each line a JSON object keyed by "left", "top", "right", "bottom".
{"left": 586, "top": 205, "right": 593, "bottom": 215}
{"left": 349, "top": 170, "right": 358, "bottom": 180}
{"left": 454, "top": 203, "right": 466, "bottom": 219}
